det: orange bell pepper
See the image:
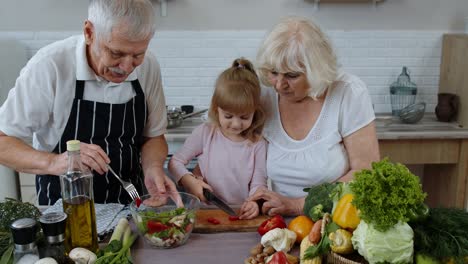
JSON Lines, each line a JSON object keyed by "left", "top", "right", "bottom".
{"left": 332, "top": 194, "right": 360, "bottom": 229}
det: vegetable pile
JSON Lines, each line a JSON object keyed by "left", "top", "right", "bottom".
{"left": 134, "top": 207, "right": 195, "bottom": 248}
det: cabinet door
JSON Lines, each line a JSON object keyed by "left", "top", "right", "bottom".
{"left": 439, "top": 34, "right": 468, "bottom": 127}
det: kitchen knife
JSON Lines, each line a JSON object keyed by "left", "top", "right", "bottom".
{"left": 203, "top": 188, "right": 237, "bottom": 216}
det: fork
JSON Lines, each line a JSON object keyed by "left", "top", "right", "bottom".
{"left": 107, "top": 165, "right": 140, "bottom": 201}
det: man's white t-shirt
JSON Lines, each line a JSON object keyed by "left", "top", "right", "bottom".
{"left": 0, "top": 35, "right": 167, "bottom": 152}
{"left": 262, "top": 72, "right": 375, "bottom": 198}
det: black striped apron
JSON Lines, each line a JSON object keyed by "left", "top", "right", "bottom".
{"left": 36, "top": 79, "right": 147, "bottom": 205}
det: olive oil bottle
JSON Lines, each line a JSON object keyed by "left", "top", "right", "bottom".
{"left": 60, "top": 140, "right": 98, "bottom": 253}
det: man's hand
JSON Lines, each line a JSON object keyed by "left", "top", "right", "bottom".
{"left": 144, "top": 166, "right": 178, "bottom": 195}
{"left": 47, "top": 142, "right": 110, "bottom": 176}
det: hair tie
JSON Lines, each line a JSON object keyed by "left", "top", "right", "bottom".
{"left": 237, "top": 64, "right": 245, "bottom": 69}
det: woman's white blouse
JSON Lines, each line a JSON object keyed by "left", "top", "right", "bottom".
{"left": 262, "top": 72, "right": 375, "bottom": 198}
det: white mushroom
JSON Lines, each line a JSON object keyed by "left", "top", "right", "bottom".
{"left": 68, "top": 248, "right": 97, "bottom": 264}
{"left": 35, "top": 257, "right": 59, "bottom": 264}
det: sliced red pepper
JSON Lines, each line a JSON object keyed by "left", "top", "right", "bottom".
{"left": 147, "top": 220, "right": 170, "bottom": 234}
{"left": 207, "top": 217, "right": 220, "bottom": 225}
{"left": 135, "top": 197, "right": 142, "bottom": 208}
{"left": 257, "top": 214, "right": 287, "bottom": 236}
{"left": 228, "top": 216, "right": 239, "bottom": 221}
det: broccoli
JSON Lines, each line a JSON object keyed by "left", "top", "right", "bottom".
{"left": 303, "top": 183, "right": 337, "bottom": 222}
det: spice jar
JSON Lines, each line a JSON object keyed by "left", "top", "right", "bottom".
{"left": 10, "top": 218, "right": 40, "bottom": 264}
{"left": 39, "top": 212, "right": 73, "bottom": 264}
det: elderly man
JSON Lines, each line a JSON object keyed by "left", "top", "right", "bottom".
{"left": 0, "top": 0, "right": 177, "bottom": 205}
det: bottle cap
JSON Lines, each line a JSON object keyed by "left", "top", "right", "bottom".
{"left": 39, "top": 212, "right": 67, "bottom": 237}
{"left": 10, "top": 218, "right": 38, "bottom": 245}
{"left": 66, "top": 140, "right": 80, "bottom": 151}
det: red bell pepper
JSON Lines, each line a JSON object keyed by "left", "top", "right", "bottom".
{"left": 207, "top": 217, "right": 220, "bottom": 225}
{"left": 147, "top": 220, "right": 170, "bottom": 234}
{"left": 268, "top": 251, "right": 291, "bottom": 264}
{"left": 257, "top": 214, "right": 287, "bottom": 236}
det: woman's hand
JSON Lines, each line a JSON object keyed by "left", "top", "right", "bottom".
{"left": 248, "top": 189, "right": 304, "bottom": 216}
{"left": 179, "top": 173, "right": 212, "bottom": 202}
{"left": 239, "top": 200, "right": 259, "bottom": 220}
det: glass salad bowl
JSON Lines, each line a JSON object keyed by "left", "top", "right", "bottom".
{"left": 129, "top": 192, "right": 200, "bottom": 248}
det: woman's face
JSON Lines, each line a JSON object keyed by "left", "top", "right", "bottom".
{"left": 267, "top": 71, "right": 310, "bottom": 102}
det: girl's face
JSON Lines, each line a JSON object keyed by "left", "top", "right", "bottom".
{"left": 217, "top": 107, "right": 254, "bottom": 142}
{"left": 267, "top": 71, "right": 310, "bottom": 102}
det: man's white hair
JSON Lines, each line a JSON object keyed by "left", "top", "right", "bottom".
{"left": 88, "top": 0, "right": 156, "bottom": 42}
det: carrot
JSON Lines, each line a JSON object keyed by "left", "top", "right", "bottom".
{"left": 308, "top": 219, "right": 322, "bottom": 244}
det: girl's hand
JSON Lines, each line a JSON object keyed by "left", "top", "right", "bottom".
{"left": 239, "top": 201, "right": 259, "bottom": 220}
{"left": 179, "top": 173, "right": 212, "bottom": 202}
{"left": 247, "top": 189, "right": 304, "bottom": 216}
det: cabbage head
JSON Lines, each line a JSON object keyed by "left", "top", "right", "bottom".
{"left": 351, "top": 220, "right": 413, "bottom": 264}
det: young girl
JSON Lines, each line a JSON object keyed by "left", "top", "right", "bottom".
{"left": 168, "top": 58, "right": 267, "bottom": 220}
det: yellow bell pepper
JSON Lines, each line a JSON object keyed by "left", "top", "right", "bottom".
{"left": 332, "top": 194, "right": 360, "bottom": 229}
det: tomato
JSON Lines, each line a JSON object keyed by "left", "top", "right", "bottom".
{"left": 288, "top": 215, "right": 314, "bottom": 243}
{"left": 184, "top": 223, "right": 193, "bottom": 233}
{"left": 207, "top": 217, "right": 220, "bottom": 225}
{"left": 257, "top": 215, "right": 287, "bottom": 236}
{"left": 268, "top": 251, "right": 291, "bottom": 264}
{"left": 147, "top": 221, "right": 170, "bottom": 234}
{"left": 228, "top": 216, "right": 239, "bottom": 221}
{"left": 135, "top": 197, "right": 142, "bottom": 208}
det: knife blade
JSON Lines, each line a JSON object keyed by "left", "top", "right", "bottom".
{"left": 203, "top": 188, "right": 237, "bottom": 216}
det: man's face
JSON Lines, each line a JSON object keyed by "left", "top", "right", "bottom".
{"left": 84, "top": 21, "right": 151, "bottom": 83}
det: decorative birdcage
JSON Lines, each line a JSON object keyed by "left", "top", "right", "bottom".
{"left": 389, "top": 67, "right": 417, "bottom": 116}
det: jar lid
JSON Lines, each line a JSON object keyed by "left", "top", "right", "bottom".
{"left": 66, "top": 140, "right": 80, "bottom": 151}
{"left": 10, "top": 218, "right": 38, "bottom": 245}
{"left": 39, "top": 212, "right": 67, "bottom": 237}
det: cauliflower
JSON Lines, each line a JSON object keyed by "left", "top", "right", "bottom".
{"left": 260, "top": 228, "right": 296, "bottom": 252}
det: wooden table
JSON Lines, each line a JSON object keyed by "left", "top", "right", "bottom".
{"left": 376, "top": 115, "right": 468, "bottom": 209}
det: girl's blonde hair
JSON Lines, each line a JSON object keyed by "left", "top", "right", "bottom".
{"left": 256, "top": 16, "right": 338, "bottom": 99}
{"left": 208, "top": 58, "right": 265, "bottom": 142}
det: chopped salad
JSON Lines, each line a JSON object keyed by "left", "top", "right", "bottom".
{"left": 134, "top": 207, "right": 195, "bottom": 248}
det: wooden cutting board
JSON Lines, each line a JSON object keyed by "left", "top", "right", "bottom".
{"left": 193, "top": 209, "right": 269, "bottom": 233}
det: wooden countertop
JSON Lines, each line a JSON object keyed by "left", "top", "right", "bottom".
{"left": 165, "top": 113, "right": 468, "bottom": 141}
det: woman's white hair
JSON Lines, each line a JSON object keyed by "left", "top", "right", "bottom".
{"left": 88, "top": 0, "right": 156, "bottom": 42}
{"left": 256, "top": 16, "right": 338, "bottom": 99}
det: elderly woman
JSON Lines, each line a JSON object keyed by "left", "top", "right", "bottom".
{"left": 248, "top": 17, "right": 380, "bottom": 216}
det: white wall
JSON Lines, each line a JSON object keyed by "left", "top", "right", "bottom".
{"left": 0, "top": 30, "right": 444, "bottom": 113}
{"left": 0, "top": 0, "right": 466, "bottom": 112}
{"left": 0, "top": 0, "right": 467, "bottom": 31}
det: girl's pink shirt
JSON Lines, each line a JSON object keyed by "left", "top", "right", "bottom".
{"left": 168, "top": 122, "right": 267, "bottom": 204}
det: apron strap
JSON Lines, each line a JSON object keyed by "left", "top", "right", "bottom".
{"left": 131, "top": 80, "right": 144, "bottom": 96}
{"left": 75, "top": 80, "right": 85, "bottom": 99}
